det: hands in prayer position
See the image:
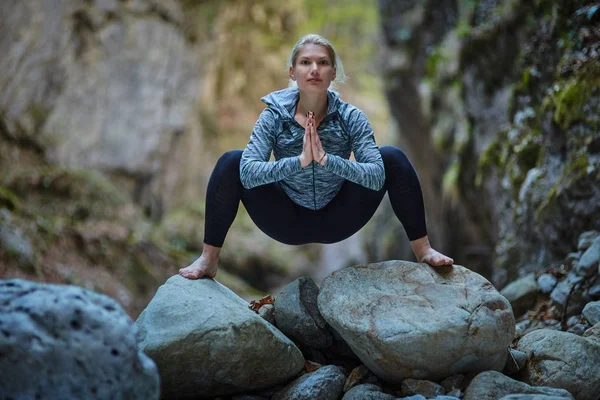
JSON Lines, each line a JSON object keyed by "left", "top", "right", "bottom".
{"left": 299, "top": 112, "right": 327, "bottom": 168}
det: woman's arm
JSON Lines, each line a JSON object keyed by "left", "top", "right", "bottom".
{"left": 322, "top": 109, "right": 385, "bottom": 191}
{"left": 240, "top": 108, "right": 303, "bottom": 189}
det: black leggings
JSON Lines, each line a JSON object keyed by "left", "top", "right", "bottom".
{"left": 204, "top": 146, "right": 427, "bottom": 247}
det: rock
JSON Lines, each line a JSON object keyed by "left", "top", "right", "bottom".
{"left": 341, "top": 383, "right": 394, "bottom": 400}
{"left": 517, "top": 329, "right": 600, "bottom": 400}
{"left": 0, "top": 279, "right": 159, "bottom": 400}
{"left": 400, "top": 379, "right": 445, "bottom": 397}
{"left": 232, "top": 396, "right": 269, "bottom": 400}
{"left": 550, "top": 272, "right": 587, "bottom": 315}
{"left": 0, "top": 224, "right": 35, "bottom": 269}
{"left": 318, "top": 262, "right": 515, "bottom": 383}
{"left": 503, "top": 348, "right": 527, "bottom": 375}
{"left": 500, "top": 273, "right": 538, "bottom": 316}
{"left": 588, "top": 282, "right": 600, "bottom": 298}
{"left": 343, "top": 365, "right": 372, "bottom": 392}
{"left": 583, "top": 322, "right": 600, "bottom": 342}
{"left": 397, "top": 395, "right": 426, "bottom": 400}
{"left": 567, "top": 323, "right": 588, "bottom": 335}
{"left": 274, "top": 276, "right": 333, "bottom": 349}
{"left": 536, "top": 274, "right": 558, "bottom": 294}
{"left": 135, "top": 275, "right": 304, "bottom": 399}
{"left": 440, "top": 375, "right": 464, "bottom": 392}
{"left": 463, "top": 371, "right": 574, "bottom": 400}
{"left": 575, "top": 236, "right": 600, "bottom": 276}
{"left": 259, "top": 304, "right": 275, "bottom": 324}
{"left": 272, "top": 365, "right": 345, "bottom": 400}
{"left": 500, "top": 396, "right": 572, "bottom": 400}
{"left": 578, "top": 231, "right": 600, "bottom": 251}
{"left": 431, "top": 397, "right": 460, "bottom": 400}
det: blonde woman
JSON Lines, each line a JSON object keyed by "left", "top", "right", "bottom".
{"left": 179, "top": 34, "right": 453, "bottom": 279}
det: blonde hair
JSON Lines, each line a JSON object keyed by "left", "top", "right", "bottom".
{"left": 287, "top": 34, "right": 347, "bottom": 89}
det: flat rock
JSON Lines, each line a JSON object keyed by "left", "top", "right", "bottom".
{"left": 341, "top": 383, "right": 394, "bottom": 400}
{"left": 318, "top": 261, "right": 515, "bottom": 382}
{"left": 582, "top": 301, "right": 600, "bottom": 325}
{"left": 500, "top": 273, "right": 538, "bottom": 317}
{"left": 463, "top": 371, "right": 574, "bottom": 400}
{"left": 135, "top": 275, "right": 304, "bottom": 399}
{"left": 0, "top": 279, "right": 159, "bottom": 400}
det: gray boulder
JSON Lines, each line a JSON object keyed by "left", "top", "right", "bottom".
{"left": 135, "top": 275, "right": 304, "bottom": 399}
{"left": 342, "top": 383, "right": 394, "bottom": 400}
{"left": 500, "top": 273, "right": 538, "bottom": 317}
{"left": 517, "top": 329, "right": 600, "bottom": 400}
{"left": 0, "top": 279, "right": 159, "bottom": 400}
{"left": 274, "top": 276, "right": 333, "bottom": 348}
{"left": 582, "top": 301, "right": 600, "bottom": 325}
{"left": 503, "top": 348, "right": 527, "bottom": 375}
{"left": 318, "top": 261, "right": 515, "bottom": 382}
{"left": 463, "top": 371, "right": 574, "bottom": 400}
{"left": 272, "top": 365, "right": 345, "bottom": 400}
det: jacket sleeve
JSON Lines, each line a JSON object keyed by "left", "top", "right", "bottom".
{"left": 240, "top": 108, "right": 303, "bottom": 189}
{"left": 322, "top": 108, "right": 385, "bottom": 190}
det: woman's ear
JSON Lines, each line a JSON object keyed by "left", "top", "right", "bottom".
{"left": 289, "top": 66, "right": 295, "bottom": 81}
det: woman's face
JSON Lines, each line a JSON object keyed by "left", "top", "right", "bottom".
{"left": 290, "top": 44, "right": 336, "bottom": 93}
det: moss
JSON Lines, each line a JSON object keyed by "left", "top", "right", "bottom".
{"left": 514, "top": 130, "right": 542, "bottom": 170}
{"left": 0, "top": 186, "right": 20, "bottom": 211}
{"left": 535, "top": 153, "right": 590, "bottom": 220}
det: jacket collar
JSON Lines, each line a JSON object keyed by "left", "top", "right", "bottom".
{"left": 261, "top": 88, "right": 340, "bottom": 121}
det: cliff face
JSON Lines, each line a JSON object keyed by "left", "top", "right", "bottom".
{"left": 378, "top": 0, "right": 600, "bottom": 286}
{"left": 0, "top": 0, "right": 207, "bottom": 217}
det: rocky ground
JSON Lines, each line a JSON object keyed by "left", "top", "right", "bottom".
{"left": 2, "top": 231, "right": 598, "bottom": 400}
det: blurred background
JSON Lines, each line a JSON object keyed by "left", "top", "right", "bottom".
{"left": 1, "top": 0, "right": 599, "bottom": 318}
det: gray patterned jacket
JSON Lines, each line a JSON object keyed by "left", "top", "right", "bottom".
{"left": 240, "top": 88, "right": 385, "bottom": 210}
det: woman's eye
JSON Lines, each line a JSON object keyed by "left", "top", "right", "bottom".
{"left": 301, "top": 60, "right": 309, "bottom": 65}
{"left": 320, "top": 60, "right": 329, "bottom": 65}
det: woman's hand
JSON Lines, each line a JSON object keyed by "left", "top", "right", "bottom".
{"left": 299, "top": 113, "right": 315, "bottom": 167}
{"left": 310, "top": 117, "right": 327, "bottom": 166}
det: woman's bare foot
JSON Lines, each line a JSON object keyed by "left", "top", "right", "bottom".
{"left": 410, "top": 235, "right": 454, "bottom": 267}
{"left": 178, "top": 244, "right": 221, "bottom": 279}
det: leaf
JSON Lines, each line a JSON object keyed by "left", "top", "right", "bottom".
{"left": 249, "top": 294, "right": 275, "bottom": 312}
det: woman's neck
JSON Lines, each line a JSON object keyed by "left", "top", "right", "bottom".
{"left": 296, "top": 91, "right": 328, "bottom": 122}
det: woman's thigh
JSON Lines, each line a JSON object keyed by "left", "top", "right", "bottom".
{"left": 241, "top": 183, "right": 318, "bottom": 245}
{"left": 315, "top": 180, "right": 386, "bottom": 243}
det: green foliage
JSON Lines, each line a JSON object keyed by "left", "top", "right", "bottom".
{"left": 0, "top": 186, "right": 20, "bottom": 211}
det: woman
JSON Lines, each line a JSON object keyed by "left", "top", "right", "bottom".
{"left": 179, "top": 34, "right": 453, "bottom": 280}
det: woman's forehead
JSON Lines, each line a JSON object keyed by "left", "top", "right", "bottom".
{"left": 297, "top": 44, "right": 330, "bottom": 59}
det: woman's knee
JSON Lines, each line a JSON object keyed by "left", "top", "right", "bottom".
{"left": 379, "top": 146, "right": 414, "bottom": 171}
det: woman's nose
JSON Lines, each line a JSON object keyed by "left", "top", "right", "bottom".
{"left": 311, "top": 63, "right": 319, "bottom": 73}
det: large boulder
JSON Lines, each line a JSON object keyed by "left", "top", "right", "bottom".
{"left": 0, "top": 279, "right": 159, "bottom": 400}
{"left": 318, "top": 261, "right": 515, "bottom": 382}
{"left": 135, "top": 275, "right": 304, "bottom": 399}
{"left": 517, "top": 329, "right": 600, "bottom": 400}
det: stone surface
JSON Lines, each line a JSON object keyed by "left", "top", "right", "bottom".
{"left": 578, "top": 231, "right": 600, "bottom": 251}
{"left": 259, "top": 304, "right": 275, "bottom": 325}
{"left": 400, "top": 379, "right": 445, "bottom": 398}
{"left": 135, "top": 275, "right": 304, "bottom": 399}
{"left": 582, "top": 301, "right": 600, "bottom": 325}
{"left": 536, "top": 274, "right": 558, "bottom": 294}
{"left": 274, "top": 276, "right": 333, "bottom": 348}
{"left": 463, "top": 371, "right": 574, "bottom": 400}
{"left": 0, "top": 279, "right": 159, "bottom": 400}
{"left": 503, "top": 348, "right": 527, "bottom": 375}
{"left": 499, "top": 395, "right": 571, "bottom": 400}
{"left": 318, "top": 261, "right": 514, "bottom": 383}
{"left": 343, "top": 365, "right": 371, "bottom": 392}
{"left": 500, "top": 273, "right": 538, "bottom": 316}
{"left": 575, "top": 236, "right": 600, "bottom": 276}
{"left": 341, "top": 383, "right": 394, "bottom": 400}
{"left": 272, "top": 365, "right": 345, "bottom": 400}
{"left": 440, "top": 375, "right": 464, "bottom": 392}
{"left": 517, "top": 329, "right": 600, "bottom": 400}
